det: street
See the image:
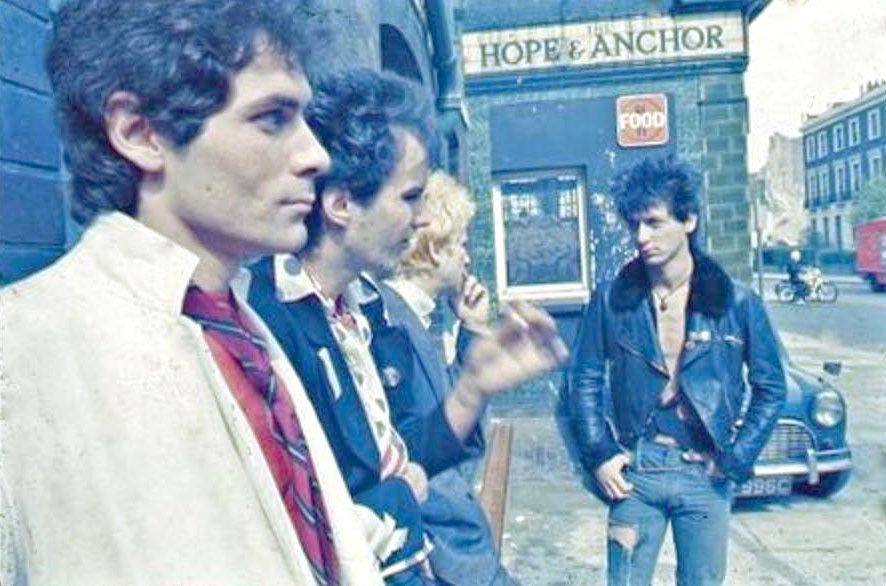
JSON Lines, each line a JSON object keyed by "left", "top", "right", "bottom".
{"left": 497, "top": 275, "right": 886, "bottom": 586}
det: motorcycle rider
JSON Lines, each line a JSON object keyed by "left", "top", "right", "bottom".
{"left": 786, "top": 249, "right": 809, "bottom": 303}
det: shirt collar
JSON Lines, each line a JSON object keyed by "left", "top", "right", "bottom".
{"left": 384, "top": 278, "right": 436, "bottom": 328}
{"left": 272, "top": 253, "right": 373, "bottom": 320}
{"left": 78, "top": 211, "right": 201, "bottom": 315}
{"left": 273, "top": 253, "right": 318, "bottom": 303}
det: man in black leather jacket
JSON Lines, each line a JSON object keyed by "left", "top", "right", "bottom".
{"left": 565, "top": 156, "right": 786, "bottom": 586}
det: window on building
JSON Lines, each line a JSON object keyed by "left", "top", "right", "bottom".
{"left": 806, "top": 171, "right": 818, "bottom": 206}
{"left": 811, "top": 218, "right": 818, "bottom": 246}
{"left": 835, "top": 215, "right": 843, "bottom": 250}
{"left": 833, "top": 124, "right": 845, "bottom": 151}
{"left": 834, "top": 160, "right": 846, "bottom": 197}
{"left": 869, "top": 108, "right": 881, "bottom": 140}
{"left": 806, "top": 136, "right": 816, "bottom": 162}
{"left": 817, "top": 131, "right": 829, "bottom": 157}
{"left": 849, "top": 117, "right": 861, "bottom": 146}
{"left": 491, "top": 168, "right": 590, "bottom": 307}
{"left": 869, "top": 149, "right": 883, "bottom": 179}
{"left": 818, "top": 168, "right": 831, "bottom": 202}
{"left": 823, "top": 217, "right": 830, "bottom": 247}
{"left": 849, "top": 156, "right": 863, "bottom": 195}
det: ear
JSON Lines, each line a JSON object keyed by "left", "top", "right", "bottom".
{"left": 319, "top": 186, "right": 352, "bottom": 229}
{"left": 427, "top": 240, "right": 441, "bottom": 266}
{"left": 104, "top": 91, "right": 165, "bottom": 173}
{"left": 683, "top": 213, "right": 698, "bottom": 235}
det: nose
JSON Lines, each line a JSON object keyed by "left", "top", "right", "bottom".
{"left": 291, "top": 123, "right": 331, "bottom": 178}
{"left": 636, "top": 223, "right": 651, "bottom": 245}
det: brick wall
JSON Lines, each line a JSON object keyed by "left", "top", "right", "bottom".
{"left": 0, "top": 0, "right": 65, "bottom": 284}
{"left": 699, "top": 74, "right": 752, "bottom": 281}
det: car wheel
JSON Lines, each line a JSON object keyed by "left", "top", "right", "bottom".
{"left": 797, "top": 470, "right": 850, "bottom": 497}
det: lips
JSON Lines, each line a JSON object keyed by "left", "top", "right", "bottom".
{"left": 283, "top": 195, "right": 315, "bottom": 215}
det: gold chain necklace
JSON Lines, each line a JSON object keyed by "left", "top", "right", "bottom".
{"left": 652, "top": 274, "right": 692, "bottom": 311}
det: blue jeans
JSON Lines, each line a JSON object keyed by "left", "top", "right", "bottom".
{"left": 607, "top": 439, "right": 734, "bottom": 586}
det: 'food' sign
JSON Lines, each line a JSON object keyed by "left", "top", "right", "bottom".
{"left": 617, "top": 94, "right": 669, "bottom": 148}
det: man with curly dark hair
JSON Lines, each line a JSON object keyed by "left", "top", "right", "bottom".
{"left": 0, "top": 1, "right": 386, "bottom": 584}
{"left": 564, "top": 156, "right": 786, "bottom": 586}
{"left": 248, "top": 68, "right": 567, "bottom": 585}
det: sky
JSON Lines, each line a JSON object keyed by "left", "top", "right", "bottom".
{"left": 746, "top": 0, "right": 886, "bottom": 171}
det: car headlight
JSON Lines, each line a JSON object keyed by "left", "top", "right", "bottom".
{"left": 812, "top": 389, "right": 845, "bottom": 428}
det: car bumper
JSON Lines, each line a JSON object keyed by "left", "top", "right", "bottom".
{"left": 752, "top": 446, "right": 852, "bottom": 486}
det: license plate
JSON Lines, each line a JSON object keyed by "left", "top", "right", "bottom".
{"left": 736, "top": 476, "right": 793, "bottom": 497}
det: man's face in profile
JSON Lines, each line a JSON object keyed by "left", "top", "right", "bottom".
{"left": 157, "top": 46, "right": 331, "bottom": 261}
{"left": 344, "top": 129, "right": 430, "bottom": 276}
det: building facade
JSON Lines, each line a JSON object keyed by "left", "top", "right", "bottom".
{"left": 801, "top": 82, "right": 886, "bottom": 251}
{"left": 460, "top": 0, "right": 769, "bottom": 362}
{"left": 0, "top": 0, "right": 466, "bottom": 284}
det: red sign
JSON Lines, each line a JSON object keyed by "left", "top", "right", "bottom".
{"left": 616, "top": 94, "right": 669, "bottom": 147}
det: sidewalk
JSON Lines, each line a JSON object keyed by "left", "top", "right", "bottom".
{"left": 496, "top": 330, "right": 885, "bottom": 585}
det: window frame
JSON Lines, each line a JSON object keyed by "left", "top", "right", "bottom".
{"left": 833, "top": 159, "right": 846, "bottom": 197}
{"left": 818, "top": 167, "right": 831, "bottom": 202}
{"left": 491, "top": 167, "right": 591, "bottom": 308}
{"left": 806, "top": 169, "right": 818, "bottom": 206}
{"left": 805, "top": 136, "right": 816, "bottom": 162}
{"left": 849, "top": 117, "right": 861, "bottom": 147}
{"left": 817, "top": 131, "right": 829, "bottom": 157}
{"left": 832, "top": 124, "right": 845, "bottom": 152}
{"left": 849, "top": 155, "right": 863, "bottom": 193}
{"left": 868, "top": 108, "right": 881, "bottom": 140}
{"left": 868, "top": 148, "right": 883, "bottom": 180}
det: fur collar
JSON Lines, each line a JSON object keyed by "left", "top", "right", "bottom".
{"left": 609, "top": 252, "right": 734, "bottom": 317}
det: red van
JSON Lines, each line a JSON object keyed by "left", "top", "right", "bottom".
{"left": 855, "top": 217, "right": 886, "bottom": 292}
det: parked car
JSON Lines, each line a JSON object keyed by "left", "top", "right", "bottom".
{"left": 734, "top": 354, "right": 852, "bottom": 500}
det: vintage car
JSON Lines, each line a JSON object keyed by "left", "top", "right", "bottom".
{"left": 734, "top": 356, "right": 852, "bottom": 500}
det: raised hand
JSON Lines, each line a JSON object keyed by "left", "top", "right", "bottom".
{"left": 446, "top": 301, "right": 569, "bottom": 440}
{"left": 452, "top": 274, "right": 490, "bottom": 334}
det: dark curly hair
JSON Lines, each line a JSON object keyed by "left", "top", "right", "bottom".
{"left": 610, "top": 155, "right": 702, "bottom": 245}
{"left": 47, "top": 0, "right": 321, "bottom": 225}
{"left": 302, "top": 68, "right": 440, "bottom": 252}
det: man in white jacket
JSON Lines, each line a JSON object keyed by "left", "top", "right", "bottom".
{"left": 0, "top": 1, "right": 384, "bottom": 584}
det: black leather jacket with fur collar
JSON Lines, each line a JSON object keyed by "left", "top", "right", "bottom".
{"left": 565, "top": 252, "right": 787, "bottom": 484}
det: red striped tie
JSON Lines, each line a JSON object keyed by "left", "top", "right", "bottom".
{"left": 183, "top": 286, "right": 339, "bottom": 585}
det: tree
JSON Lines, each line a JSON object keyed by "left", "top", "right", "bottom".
{"left": 852, "top": 176, "right": 886, "bottom": 226}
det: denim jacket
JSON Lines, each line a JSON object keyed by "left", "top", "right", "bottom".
{"left": 566, "top": 253, "right": 787, "bottom": 484}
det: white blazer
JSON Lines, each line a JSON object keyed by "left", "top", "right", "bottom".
{"left": 0, "top": 212, "right": 383, "bottom": 586}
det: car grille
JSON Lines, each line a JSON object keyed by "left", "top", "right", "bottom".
{"left": 756, "top": 422, "right": 815, "bottom": 461}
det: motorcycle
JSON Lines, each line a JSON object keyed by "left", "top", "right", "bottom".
{"left": 774, "top": 267, "right": 839, "bottom": 303}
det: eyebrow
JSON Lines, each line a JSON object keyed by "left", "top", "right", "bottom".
{"left": 246, "top": 95, "right": 303, "bottom": 113}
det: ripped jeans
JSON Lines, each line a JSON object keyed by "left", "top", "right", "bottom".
{"left": 607, "top": 438, "right": 733, "bottom": 586}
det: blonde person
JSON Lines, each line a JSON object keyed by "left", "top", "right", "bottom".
{"left": 380, "top": 171, "right": 522, "bottom": 586}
